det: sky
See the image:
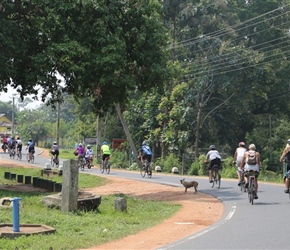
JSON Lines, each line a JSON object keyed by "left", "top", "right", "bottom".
{"left": 0, "top": 85, "right": 42, "bottom": 109}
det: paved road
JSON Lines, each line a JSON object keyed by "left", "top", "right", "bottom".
{"left": 0, "top": 149, "right": 288, "bottom": 249}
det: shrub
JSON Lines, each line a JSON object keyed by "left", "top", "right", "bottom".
{"left": 163, "top": 153, "right": 180, "bottom": 173}
{"left": 110, "top": 150, "right": 129, "bottom": 169}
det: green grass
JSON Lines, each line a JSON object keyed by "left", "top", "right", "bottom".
{"left": 0, "top": 167, "right": 180, "bottom": 250}
{"left": 59, "top": 149, "right": 76, "bottom": 160}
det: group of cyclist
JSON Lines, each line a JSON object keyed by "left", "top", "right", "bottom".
{"left": 205, "top": 142, "right": 261, "bottom": 200}
{"left": 72, "top": 141, "right": 111, "bottom": 168}
{"left": 1, "top": 135, "right": 35, "bottom": 161}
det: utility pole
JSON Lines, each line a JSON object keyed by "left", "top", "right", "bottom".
{"left": 115, "top": 103, "right": 142, "bottom": 168}
{"left": 11, "top": 94, "right": 17, "bottom": 136}
{"left": 56, "top": 102, "right": 60, "bottom": 145}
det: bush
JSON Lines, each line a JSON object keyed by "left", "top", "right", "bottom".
{"left": 220, "top": 157, "right": 237, "bottom": 178}
{"left": 110, "top": 150, "right": 129, "bottom": 169}
{"left": 163, "top": 154, "right": 180, "bottom": 173}
{"left": 189, "top": 155, "right": 206, "bottom": 176}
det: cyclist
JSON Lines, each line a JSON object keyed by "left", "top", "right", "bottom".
{"left": 101, "top": 141, "right": 111, "bottom": 168}
{"left": 279, "top": 139, "right": 290, "bottom": 193}
{"left": 26, "top": 139, "right": 35, "bottom": 162}
{"left": 85, "top": 144, "right": 94, "bottom": 166}
{"left": 9, "top": 137, "right": 16, "bottom": 157}
{"left": 1, "top": 134, "right": 8, "bottom": 151}
{"left": 16, "top": 136, "right": 23, "bottom": 154}
{"left": 240, "top": 144, "right": 260, "bottom": 199}
{"left": 205, "top": 145, "right": 222, "bottom": 183}
{"left": 50, "top": 141, "right": 59, "bottom": 165}
{"left": 233, "top": 142, "right": 247, "bottom": 186}
{"left": 74, "top": 143, "right": 85, "bottom": 161}
{"left": 138, "top": 140, "right": 152, "bottom": 167}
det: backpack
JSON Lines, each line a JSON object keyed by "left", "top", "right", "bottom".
{"left": 247, "top": 151, "right": 257, "bottom": 165}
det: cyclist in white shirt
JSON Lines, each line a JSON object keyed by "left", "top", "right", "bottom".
{"left": 85, "top": 145, "right": 94, "bottom": 165}
{"left": 16, "top": 137, "right": 22, "bottom": 153}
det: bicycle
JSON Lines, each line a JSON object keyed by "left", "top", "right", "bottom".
{"left": 9, "top": 148, "right": 16, "bottom": 159}
{"left": 78, "top": 156, "right": 86, "bottom": 171}
{"left": 282, "top": 160, "right": 290, "bottom": 199}
{"left": 51, "top": 154, "right": 59, "bottom": 168}
{"left": 84, "top": 155, "right": 93, "bottom": 170}
{"left": 2, "top": 144, "right": 8, "bottom": 153}
{"left": 140, "top": 159, "right": 152, "bottom": 178}
{"left": 16, "top": 148, "right": 22, "bottom": 161}
{"left": 101, "top": 156, "right": 110, "bottom": 174}
{"left": 240, "top": 171, "right": 246, "bottom": 192}
{"left": 26, "top": 150, "right": 35, "bottom": 163}
{"left": 246, "top": 170, "right": 257, "bottom": 205}
{"left": 209, "top": 164, "right": 221, "bottom": 188}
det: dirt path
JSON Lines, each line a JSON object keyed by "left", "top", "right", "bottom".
{"left": 0, "top": 149, "right": 224, "bottom": 250}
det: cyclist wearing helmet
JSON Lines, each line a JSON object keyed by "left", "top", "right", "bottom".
{"left": 50, "top": 141, "right": 59, "bottom": 165}
{"left": 138, "top": 140, "right": 152, "bottom": 165}
{"left": 26, "top": 139, "right": 35, "bottom": 162}
{"left": 233, "top": 142, "right": 247, "bottom": 186}
{"left": 280, "top": 139, "right": 290, "bottom": 193}
{"left": 205, "top": 145, "right": 222, "bottom": 183}
{"left": 85, "top": 145, "right": 94, "bottom": 165}
{"left": 241, "top": 144, "right": 260, "bottom": 199}
{"left": 101, "top": 141, "right": 111, "bottom": 167}
{"left": 16, "top": 136, "right": 22, "bottom": 153}
{"left": 74, "top": 143, "right": 85, "bottom": 160}
{"left": 8, "top": 137, "right": 16, "bottom": 157}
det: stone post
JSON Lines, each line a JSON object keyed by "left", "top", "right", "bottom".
{"left": 114, "top": 197, "right": 127, "bottom": 212}
{"left": 61, "top": 160, "right": 79, "bottom": 212}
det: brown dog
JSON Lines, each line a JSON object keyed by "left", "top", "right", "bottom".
{"left": 180, "top": 179, "right": 198, "bottom": 193}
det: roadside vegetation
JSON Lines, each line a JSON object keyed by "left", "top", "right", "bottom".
{"left": 0, "top": 167, "right": 180, "bottom": 250}
{"left": 57, "top": 148, "right": 284, "bottom": 184}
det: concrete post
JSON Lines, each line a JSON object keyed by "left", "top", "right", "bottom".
{"left": 61, "top": 160, "right": 79, "bottom": 212}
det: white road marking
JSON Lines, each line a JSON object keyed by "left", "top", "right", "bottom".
{"left": 158, "top": 203, "right": 237, "bottom": 249}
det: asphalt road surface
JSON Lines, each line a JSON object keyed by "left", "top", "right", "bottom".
{"left": 0, "top": 149, "right": 288, "bottom": 249}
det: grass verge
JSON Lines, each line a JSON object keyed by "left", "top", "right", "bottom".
{"left": 0, "top": 167, "right": 180, "bottom": 250}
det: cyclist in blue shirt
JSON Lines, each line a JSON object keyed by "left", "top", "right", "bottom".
{"left": 26, "top": 139, "right": 35, "bottom": 162}
{"left": 138, "top": 140, "right": 152, "bottom": 165}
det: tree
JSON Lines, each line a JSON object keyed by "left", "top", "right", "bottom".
{"left": 1, "top": 0, "right": 169, "bottom": 115}
{"left": 16, "top": 109, "right": 51, "bottom": 144}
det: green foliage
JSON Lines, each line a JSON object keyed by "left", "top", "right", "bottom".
{"left": 162, "top": 153, "right": 180, "bottom": 173}
{"left": 189, "top": 154, "right": 206, "bottom": 176}
{"left": 110, "top": 150, "right": 129, "bottom": 169}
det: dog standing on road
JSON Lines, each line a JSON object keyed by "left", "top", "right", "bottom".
{"left": 180, "top": 179, "right": 198, "bottom": 193}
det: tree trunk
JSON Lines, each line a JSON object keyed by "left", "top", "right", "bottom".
{"left": 115, "top": 103, "right": 142, "bottom": 168}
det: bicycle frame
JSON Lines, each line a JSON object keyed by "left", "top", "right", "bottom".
{"left": 247, "top": 172, "right": 256, "bottom": 205}
{"left": 140, "top": 159, "right": 152, "bottom": 178}
{"left": 101, "top": 156, "right": 110, "bottom": 174}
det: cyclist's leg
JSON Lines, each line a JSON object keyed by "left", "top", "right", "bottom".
{"left": 254, "top": 172, "right": 259, "bottom": 198}
{"left": 208, "top": 168, "right": 213, "bottom": 182}
{"left": 244, "top": 171, "right": 249, "bottom": 188}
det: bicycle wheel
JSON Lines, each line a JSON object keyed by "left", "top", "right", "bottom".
{"left": 51, "top": 157, "right": 55, "bottom": 168}
{"left": 26, "top": 152, "right": 29, "bottom": 162}
{"left": 209, "top": 175, "right": 214, "bottom": 188}
{"left": 217, "top": 170, "right": 221, "bottom": 189}
{"left": 81, "top": 162, "right": 85, "bottom": 171}
{"left": 18, "top": 151, "right": 22, "bottom": 160}
{"left": 147, "top": 164, "right": 152, "bottom": 178}
{"left": 31, "top": 154, "right": 34, "bottom": 163}
{"left": 101, "top": 162, "right": 105, "bottom": 173}
{"left": 248, "top": 181, "right": 253, "bottom": 204}
{"left": 106, "top": 161, "right": 110, "bottom": 174}
{"left": 140, "top": 163, "right": 146, "bottom": 178}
